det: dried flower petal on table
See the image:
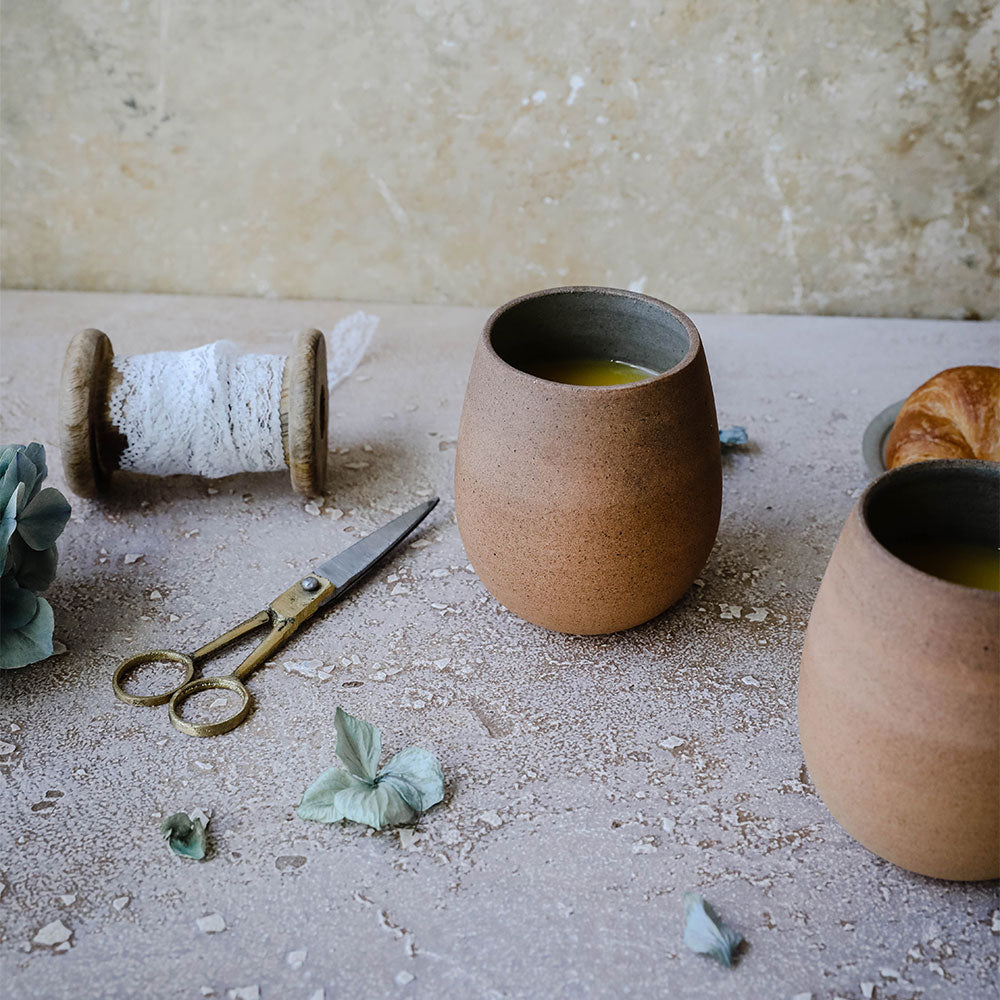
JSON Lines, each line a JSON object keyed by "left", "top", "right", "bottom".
{"left": 683, "top": 892, "right": 743, "bottom": 967}
{"left": 161, "top": 811, "right": 208, "bottom": 860}
{"left": 0, "top": 444, "right": 71, "bottom": 670}
{"left": 298, "top": 707, "right": 444, "bottom": 831}
{"left": 718, "top": 426, "right": 749, "bottom": 448}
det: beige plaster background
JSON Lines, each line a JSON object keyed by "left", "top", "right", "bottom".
{"left": 1, "top": 0, "right": 998, "bottom": 318}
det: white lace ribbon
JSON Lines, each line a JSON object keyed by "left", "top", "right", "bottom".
{"left": 109, "top": 342, "right": 287, "bottom": 477}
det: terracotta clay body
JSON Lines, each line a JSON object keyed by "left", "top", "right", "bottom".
{"left": 798, "top": 460, "right": 1000, "bottom": 880}
{"left": 455, "top": 286, "right": 721, "bottom": 635}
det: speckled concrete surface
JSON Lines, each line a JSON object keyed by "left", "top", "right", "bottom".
{"left": 2, "top": 2, "right": 999, "bottom": 319}
{"left": 1, "top": 291, "right": 998, "bottom": 1000}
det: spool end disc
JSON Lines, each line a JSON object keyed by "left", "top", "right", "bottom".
{"left": 285, "top": 328, "right": 328, "bottom": 496}
{"left": 59, "top": 328, "right": 116, "bottom": 498}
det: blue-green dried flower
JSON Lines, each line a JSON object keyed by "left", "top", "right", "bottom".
{"left": 1, "top": 444, "right": 71, "bottom": 669}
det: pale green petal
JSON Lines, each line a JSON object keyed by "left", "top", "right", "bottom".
{"left": 297, "top": 766, "right": 370, "bottom": 823}
{"left": 0, "top": 452, "right": 25, "bottom": 513}
{"left": 0, "top": 485, "right": 22, "bottom": 575}
{"left": 23, "top": 443, "right": 47, "bottom": 484}
{"left": 160, "top": 812, "right": 208, "bottom": 860}
{"left": 0, "top": 596, "right": 54, "bottom": 670}
{"left": 1, "top": 575, "right": 39, "bottom": 630}
{"left": 17, "top": 488, "right": 71, "bottom": 551}
{"left": 14, "top": 544, "right": 58, "bottom": 592}
{"left": 334, "top": 781, "right": 416, "bottom": 830}
{"left": 683, "top": 893, "right": 743, "bottom": 967}
{"left": 378, "top": 746, "right": 445, "bottom": 813}
{"left": 334, "top": 706, "right": 382, "bottom": 782}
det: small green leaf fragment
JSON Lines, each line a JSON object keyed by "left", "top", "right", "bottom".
{"left": 683, "top": 892, "right": 743, "bottom": 967}
{"left": 334, "top": 706, "right": 382, "bottom": 782}
{"left": 378, "top": 746, "right": 445, "bottom": 813}
{"left": 161, "top": 812, "right": 208, "bottom": 860}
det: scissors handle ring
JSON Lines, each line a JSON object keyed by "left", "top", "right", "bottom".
{"left": 168, "top": 676, "right": 252, "bottom": 738}
{"left": 113, "top": 649, "right": 196, "bottom": 706}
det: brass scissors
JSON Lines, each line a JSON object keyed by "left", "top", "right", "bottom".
{"left": 113, "top": 499, "right": 438, "bottom": 737}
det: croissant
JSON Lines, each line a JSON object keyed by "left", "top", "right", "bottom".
{"left": 885, "top": 365, "right": 1000, "bottom": 469}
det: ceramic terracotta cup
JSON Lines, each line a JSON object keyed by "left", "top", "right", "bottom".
{"left": 455, "top": 286, "right": 721, "bottom": 635}
{"left": 798, "top": 459, "right": 1000, "bottom": 880}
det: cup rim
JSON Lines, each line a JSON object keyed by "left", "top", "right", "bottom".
{"left": 857, "top": 458, "right": 1000, "bottom": 598}
{"left": 481, "top": 285, "right": 703, "bottom": 391}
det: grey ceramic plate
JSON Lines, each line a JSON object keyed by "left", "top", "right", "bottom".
{"left": 862, "top": 400, "right": 904, "bottom": 478}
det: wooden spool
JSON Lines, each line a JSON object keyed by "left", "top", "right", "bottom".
{"left": 59, "top": 328, "right": 329, "bottom": 498}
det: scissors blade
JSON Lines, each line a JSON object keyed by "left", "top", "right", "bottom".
{"left": 314, "top": 498, "right": 439, "bottom": 597}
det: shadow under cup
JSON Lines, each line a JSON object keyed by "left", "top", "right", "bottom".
{"left": 798, "top": 459, "right": 1000, "bottom": 880}
{"left": 455, "top": 286, "right": 722, "bottom": 635}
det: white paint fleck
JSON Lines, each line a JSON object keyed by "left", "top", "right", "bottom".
{"left": 0, "top": 742, "right": 16, "bottom": 755}
{"left": 433, "top": 658, "right": 451, "bottom": 670}
{"left": 430, "top": 568, "right": 450, "bottom": 578}
{"left": 746, "top": 607, "right": 769, "bottom": 622}
{"left": 227, "top": 988, "right": 259, "bottom": 1000}
{"left": 58, "top": 894, "right": 75, "bottom": 905}
{"left": 398, "top": 828, "right": 421, "bottom": 849}
{"left": 627, "top": 275, "right": 647, "bottom": 293}
{"left": 410, "top": 538, "right": 431, "bottom": 548}
{"left": 658, "top": 736, "right": 685, "bottom": 750}
{"left": 10, "top": 723, "right": 19, "bottom": 731}
{"left": 395, "top": 971, "right": 415, "bottom": 986}
{"left": 197, "top": 912, "right": 226, "bottom": 934}
{"left": 567, "top": 74, "right": 585, "bottom": 105}
{"left": 149, "top": 589, "right": 162, "bottom": 600}
{"left": 206, "top": 487, "right": 219, "bottom": 495}
{"left": 879, "top": 968, "right": 900, "bottom": 980}
{"left": 531, "top": 90, "right": 547, "bottom": 104}
{"left": 286, "top": 948, "right": 307, "bottom": 969}
{"left": 861, "top": 984, "right": 875, "bottom": 999}
{"left": 33, "top": 920, "right": 72, "bottom": 946}
{"left": 190, "top": 808, "right": 210, "bottom": 825}
{"left": 328, "top": 508, "right": 344, "bottom": 520}
{"left": 991, "top": 908, "right": 1000, "bottom": 932}
{"left": 741, "top": 675, "right": 761, "bottom": 687}
{"left": 193, "top": 761, "right": 213, "bottom": 771}
{"left": 285, "top": 659, "right": 324, "bottom": 679}
{"left": 200, "top": 989, "right": 215, "bottom": 998}
{"left": 304, "top": 502, "right": 321, "bottom": 516}
{"left": 112, "top": 895, "right": 130, "bottom": 911}
{"left": 124, "top": 553, "right": 144, "bottom": 564}
{"left": 477, "top": 810, "right": 503, "bottom": 828}
{"left": 719, "top": 603, "right": 742, "bottom": 619}
{"left": 54, "top": 941, "right": 71, "bottom": 952}
{"left": 391, "top": 584, "right": 411, "bottom": 596}
{"left": 210, "top": 698, "right": 228, "bottom": 709}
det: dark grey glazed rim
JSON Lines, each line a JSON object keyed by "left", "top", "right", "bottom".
{"left": 858, "top": 458, "right": 1000, "bottom": 596}
{"left": 861, "top": 399, "right": 904, "bottom": 478}
{"left": 482, "top": 285, "right": 702, "bottom": 391}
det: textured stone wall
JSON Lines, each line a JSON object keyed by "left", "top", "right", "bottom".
{"left": 1, "top": 1, "right": 997, "bottom": 318}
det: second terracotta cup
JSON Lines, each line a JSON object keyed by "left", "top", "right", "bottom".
{"left": 455, "top": 286, "right": 721, "bottom": 634}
